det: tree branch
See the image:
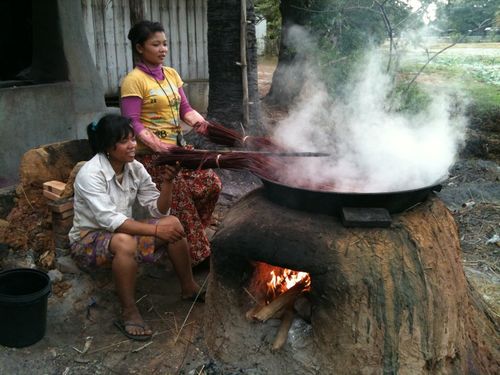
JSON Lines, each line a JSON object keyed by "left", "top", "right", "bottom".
{"left": 374, "top": 0, "right": 395, "bottom": 72}
{"left": 402, "top": 18, "right": 492, "bottom": 95}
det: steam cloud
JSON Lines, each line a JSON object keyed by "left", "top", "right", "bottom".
{"left": 272, "top": 26, "right": 467, "bottom": 192}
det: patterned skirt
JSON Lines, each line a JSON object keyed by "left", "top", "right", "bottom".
{"left": 70, "top": 219, "right": 162, "bottom": 270}
{"left": 136, "top": 154, "right": 222, "bottom": 265}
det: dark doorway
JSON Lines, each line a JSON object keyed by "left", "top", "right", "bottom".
{"left": 0, "top": 0, "right": 68, "bottom": 87}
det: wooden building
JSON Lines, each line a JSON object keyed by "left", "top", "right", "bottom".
{"left": 81, "top": 0, "right": 209, "bottom": 111}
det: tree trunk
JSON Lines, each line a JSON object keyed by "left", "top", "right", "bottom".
{"left": 207, "top": 0, "right": 262, "bottom": 133}
{"left": 205, "top": 190, "right": 499, "bottom": 374}
{"left": 265, "top": 0, "right": 310, "bottom": 107}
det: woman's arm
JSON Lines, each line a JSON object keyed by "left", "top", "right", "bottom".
{"left": 178, "top": 87, "right": 205, "bottom": 127}
{"left": 115, "top": 164, "right": 182, "bottom": 241}
{"left": 156, "top": 164, "right": 179, "bottom": 214}
{"left": 115, "top": 218, "right": 185, "bottom": 243}
{"left": 121, "top": 96, "right": 177, "bottom": 153}
{"left": 135, "top": 163, "right": 178, "bottom": 216}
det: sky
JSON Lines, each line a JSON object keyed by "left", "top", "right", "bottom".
{"left": 403, "top": 0, "right": 444, "bottom": 24}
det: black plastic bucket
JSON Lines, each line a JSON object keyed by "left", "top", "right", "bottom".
{"left": 0, "top": 268, "right": 51, "bottom": 348}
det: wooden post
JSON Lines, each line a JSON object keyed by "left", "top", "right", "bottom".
{"left": 240, "top": 0, "right": 249, "bottom": 128}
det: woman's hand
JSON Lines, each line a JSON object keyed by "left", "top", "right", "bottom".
{"left": 138, "top": 128, "right": 179, "bottom": 153}
{"left": 163, "top": 162, "right": 181, "bottom": 183}
{"left": 157, "top": 162, "right": 180, "bottom": 214}
{"left": 193, "top": 120, "right": 210, "bottom": 136}
{"left": 155, "top": 222, "right": 185, "bottom": 243}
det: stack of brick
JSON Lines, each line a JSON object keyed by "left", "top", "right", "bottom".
{"left": 43, "top": 181, "right": 74, "bottom": 250}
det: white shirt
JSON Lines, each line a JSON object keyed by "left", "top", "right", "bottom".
{"left": 68, "top": 153, "right": 168, "bottom": 244}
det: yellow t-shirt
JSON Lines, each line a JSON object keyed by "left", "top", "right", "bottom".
{"left": 121, "top": 67, "right": 183, "bottom": 151}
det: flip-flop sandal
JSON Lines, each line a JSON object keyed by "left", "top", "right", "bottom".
{"left": 182, "top": 291, "right": 206, "bottom": 303}
{"left": 113, "top": 320, "right": 152, "bottom": 341}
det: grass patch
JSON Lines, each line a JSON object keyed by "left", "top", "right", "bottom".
{"left": 399, "top": 45, "right": 499, "bottom": 114}
{"left": 467, "top": 83, "right": 500, "bottom": 113}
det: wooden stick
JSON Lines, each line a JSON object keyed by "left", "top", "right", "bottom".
{"left": 131, "top": 341, "right": 154, "bottom": 353}
{"left": 271, "top": 308, "right": 294, "bottom": 352}
{"left": 174, "top": 273, "right": 209, "bottom": 343}
{"left": 243, "top": 287, "right": 259, "bottom": 304}
{"left": 252, "top": 279, "right": 308, "bottom": 322}
{"left": 245, "top": 305, "right": 263, "bottom": 321}
{"left": 247, "top": 304, "right": 287, "bottom": 321}
{"left": 240, "top": 0, "right": 249, "bottom": 128}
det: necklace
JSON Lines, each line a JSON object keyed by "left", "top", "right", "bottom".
{"left": 143, "top": 63, "right": 186, "bottom": 147}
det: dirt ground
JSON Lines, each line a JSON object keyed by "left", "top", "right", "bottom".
{"left": 0, "top": 171, "right": 258, "bottom": 375}
{"left": 0, "top": 60, "right": 498, "bottom": 374}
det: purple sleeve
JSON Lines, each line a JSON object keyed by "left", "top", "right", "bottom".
{"left": 121, "top": 96, "right": 145, "bottom": 135}
{"left": 178, "top": 87, "right": 194, "bottom": 118}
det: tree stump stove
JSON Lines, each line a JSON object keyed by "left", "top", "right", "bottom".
{"left": 204, "top": 189, "right": 498, "bottom": 374}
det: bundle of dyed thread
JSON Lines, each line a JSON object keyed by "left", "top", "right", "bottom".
{"left": 194, "top": 120, "right": 282, "bottom": 151}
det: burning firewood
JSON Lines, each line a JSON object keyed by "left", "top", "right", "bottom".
{"left": 271, "top": 307, "right": 295, "bottom": 352}
{"left": 252, "top": 278, "right": 309, "bottom": 322}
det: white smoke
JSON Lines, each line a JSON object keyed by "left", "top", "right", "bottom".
{"left": 272, "top": 28, "right": 467, "bottom": 192}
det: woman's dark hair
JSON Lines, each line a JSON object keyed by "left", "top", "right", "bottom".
{"left": 128, "top": 20, "right": 165, "bottom": 55}
{"left": 87, "top": 114, "right": 134, "bottom": 155}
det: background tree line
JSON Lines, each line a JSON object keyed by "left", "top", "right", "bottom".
{"left": 255, "top": 0, "right": 499, "bottom": 106}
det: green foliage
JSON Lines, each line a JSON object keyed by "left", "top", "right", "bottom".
{"left": 255, "top": 0, "right": 281, "bottom": 56}
{"left": 302, "top": 0, "right": 415, "bottom": 95}
{"left": 399, "top": 44, "right": 500, "bottom": 116}
{"left": 434, "top": 0, "right": 500, "bottom": 35}
{"left": 391, "top": 81, "right": 432, "bottom": 114}
{"left": 307, "top": 0, "right": 411, "bottom": 54}
{"left": 260, "top": 0, "right": 498, "bottom": 114}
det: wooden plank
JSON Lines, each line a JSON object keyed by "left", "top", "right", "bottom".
{"left": 158, "top": 0, "right": 171, "bottom": 67}
{"left": 168, "top": 0, "right": 180, "bottom": 71}
{"left": 53, "top": 209, "right": 74, "bottom": 220}
{"left": 177, "top": 0, "right": 188, "bottom": 77}
{"left": 165, "top": 0, "right": 173, "bottom": 69}
{"left": 123, "top": 0, "right": 133, "bottom": 71}
{"left": 201, "top": 0, "right": 208, "bottom": 78}
{"left": 193, "top": 0, "right": 205, "bottom": 79}
{"left": 142, "top": 0, "right": 150, "bottom": 20}
{"left": 81, "top": 0, "right": 97, "bottom": 64}
{"left": 104, "top": 0, "right": 118, "bottom": 96}
{"left": 129, "top": 0, "right": 144, "bottom": 26}
{"left": 49, "top": 198, "right": 74, "bottom": 213}
{"left": 113, "top": 0, "right": 129, "bottom": 86}
{"left": 92, "top": 0, "right": 107, "bottom": 94}
{"left": 152, "top": 0, "right": 161, "bottom": 22}
{"left": 43, "top": 180, "right": 66, "bottom": 195}
{"left": 43, "top": 189, "right": 62, "bottom": 201}
{"left": 186, "top": 0, "right": 197, "bottom": 80}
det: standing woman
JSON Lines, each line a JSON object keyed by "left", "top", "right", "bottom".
{"left": 69, "top": 114, "right": 202, "bottom": 341}
{"left": 121, "top": 20, "right": 221, "bottom": 266}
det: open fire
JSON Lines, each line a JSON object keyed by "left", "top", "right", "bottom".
{"left": 265, "top": 268, "right": 311, "bottom": 303}
{"left": 246, "top": 263, "right": 312, "bottom": 352}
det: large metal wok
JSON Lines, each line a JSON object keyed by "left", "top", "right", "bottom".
{"left": 257, "top": 174, "right": 443, "bottom": 216}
